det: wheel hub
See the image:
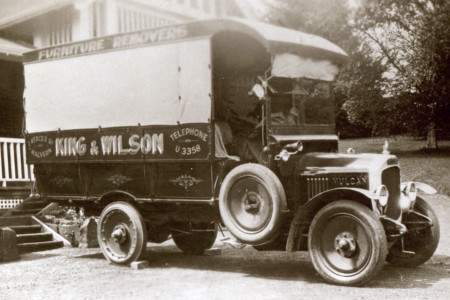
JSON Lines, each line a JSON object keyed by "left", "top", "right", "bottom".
{"left": 111, "top": 224, "right": 128, "bottom": 244}
{"left": 334, "top": 231, "right": 357, "bottom": 258}
{"left": 243, "top": 191, "right": 261, "bottom": 213}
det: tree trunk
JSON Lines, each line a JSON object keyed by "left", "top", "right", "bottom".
{"left": 426, "top": 123, "right": 438, "bottom": 149}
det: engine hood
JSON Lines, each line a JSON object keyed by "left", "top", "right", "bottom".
{"left": 298, "top": 152, "right": 399, "bottom": 175}
{"left": 297, "top": 152, "right": 402, "bottom": 221}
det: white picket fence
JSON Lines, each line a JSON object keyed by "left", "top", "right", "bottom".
{"left": 0, "top": 137, "right": 34, "bottom": 187}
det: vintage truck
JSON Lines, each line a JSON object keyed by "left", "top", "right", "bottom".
{"left": 23, "top": 18, "right": 439, "bottom": 286}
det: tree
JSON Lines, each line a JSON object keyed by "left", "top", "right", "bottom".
{"left": 266, "top": 0, "right": 450, "bottom": 143}
{"left": 266, "top": 0, "right": 374, "bottom": 137}
{"left": 265, "top": 0, "right": 352, "bottom": 48}
{"left": 353, "top": 0, "right": 450, "bottom": 147}
{"left": 336, "top": 46, "right": 405, "bottom": 136}
{"left": 266, "top": 0, "right": 394, "bottom": 137}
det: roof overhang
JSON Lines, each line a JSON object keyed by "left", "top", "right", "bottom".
{"left": 0, "top": 0, "right": 73, "bottom": 29}
{"left": 0, "top": 37, "right": 34, "bottom": 62}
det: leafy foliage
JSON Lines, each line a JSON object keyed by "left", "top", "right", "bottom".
{"left": 267, "top": 0, "right": 450, "bottom": 139}
{"left": 354, "top": 0, "right": 450, "bottom": 140}
{"left": 265, "top": 0, "right": 352, "bottom": 47}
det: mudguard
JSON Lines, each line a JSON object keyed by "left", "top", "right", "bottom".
{"left": 286, "top": 187, "right": 377, "bottom": 252}
{"left": 401, "top": 181, "right": 437, "bottom": 194}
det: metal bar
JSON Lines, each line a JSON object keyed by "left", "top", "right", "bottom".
{"left": 314, "top": 178, "right": 318, "bottom": 196}
{"left": 307, "top": 178, "right": 310, "bottom": 199}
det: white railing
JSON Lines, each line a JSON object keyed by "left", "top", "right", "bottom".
{"left": 0, "top": 199, "right": 23, "bottom": 210}
{"left": 0, "top": 137, "right": 34, "bottom": 187}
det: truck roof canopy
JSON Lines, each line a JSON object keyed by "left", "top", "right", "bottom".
{"left": 24, "top": 17, "right": 347, "bottom": 64}
{"left": 24, "top": 18, "right": 347, "bottom": 133}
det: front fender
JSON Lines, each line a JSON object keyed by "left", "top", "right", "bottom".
{"left": 401, "top": 181, "right": 437, "bottom": 194}
{"left": 286, "top": 188, "right": 378, "bottom": 252}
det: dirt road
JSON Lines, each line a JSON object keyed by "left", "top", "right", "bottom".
{"left": 1, "top": 194, "right": 449, "bottom": 300}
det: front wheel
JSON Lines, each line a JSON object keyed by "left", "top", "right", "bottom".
{"left": 97, "top": 201, "right": 147, "bottom": 264}
{"left": 386, "top": 197, "right": 440, "bottom": 267}
{"left": 219, "top": 163, "right": 286, "bottom": 245}
{"left": 171, "top": 222, "right": 217, "bottom": 254}
{"left": 308, "top": 201, "right": 387, "bottom": 286}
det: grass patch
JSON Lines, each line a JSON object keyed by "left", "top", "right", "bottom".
{"left": 339, "top": 137, "right": 450, "bottom": 196}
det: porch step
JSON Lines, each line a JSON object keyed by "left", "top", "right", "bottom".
{"left": 10, "top": 208, "right": 42, "bottom": 216}
{"left": 1, "top": 215, "right": 65, "bottom": 255}
{"left": 8, "top": 225, "right": 41, "bottom": 234}
{"left": 0, "top": 215, "right": 31, "bottom": 227}
{"left": 22, "top": 200, "right": 47, "bottom": 209}
{"left": 18, "top": 240, "right": 64, "bottom": 254}
{"left": 17, "top": 232, "right": 53, "bottom": 244}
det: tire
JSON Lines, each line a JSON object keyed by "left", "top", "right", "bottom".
{"left": 219, "top": 163, "right": 286, "bottom": 245}
{"left": 171, "top": 222, "right": 217, "bottom": 254}
{"left": 308, "top": 201, "right": 387, "bottom": 286}
{"left": 97, "top": 201, "right": 147, "bottom": 265}
{"left": 386, "top": 197, "right": 440, "bottom": 267}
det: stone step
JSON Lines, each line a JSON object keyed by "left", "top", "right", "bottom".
{"left": 0, "top": 215, "right": 32, "bottom": 226}
{"left": 17, "top": 232, "right": 53, "bottom": 244}
{"left": 9, "top": 225, "right": 42, "bottom": 234}
{"left": 18, "top": 240, "right": 64, "bottom": 254}
{"left": 22, "top": 200, "right": 47, "bottom": 209}
{"left": 10, "top": 208, "right": 42, "bottom": 216}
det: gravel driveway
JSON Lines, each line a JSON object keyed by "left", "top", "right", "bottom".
{"left": 1, "top": 194, "right": 449, "bottom": 300}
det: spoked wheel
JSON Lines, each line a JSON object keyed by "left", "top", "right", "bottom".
{"left": 308, "top": 201, "right": 387, "bottom": 286}
{"left": 98, "top": 201, "right": 147, "bottom": 264}
{"left": 171, "top": 222, "right": 217, "bottom": 254}
{"left": 386, "top": 197, "right": 440, "bottom": 267}
{"left": 219, "top": 164, "right": 285, "bottom": 245}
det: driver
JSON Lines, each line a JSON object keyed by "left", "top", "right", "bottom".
{"left": 270, "top": 94, "right": 300, "bottom": 125}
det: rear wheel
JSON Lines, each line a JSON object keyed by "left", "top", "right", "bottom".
{"left": 147, "top": 224, "right": 170, "bottom": 243}
{"left": 219, "top": 164, "right": 286, "bottom": 245}
{"left": 308, "top": 201, "right": 387, "bottom": 286}
{"left": 97, "top": 201, "right": 147, "bottom": 264}
{"left": 386, "top": 197, "right": 440, "bottom": 267}
{"left": 171, "top": 222, "right": 217, "bottom": 254}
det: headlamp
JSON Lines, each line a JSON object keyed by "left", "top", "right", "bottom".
{"left": 403, "top": 182, "right": 417, "bottom": 210}
{"left": 375, "top": 185, "right": 389, "bottom": 207}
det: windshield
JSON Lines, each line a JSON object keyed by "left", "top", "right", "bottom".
{"left": 269, "top": 78, "right": 334, "bottom": 127}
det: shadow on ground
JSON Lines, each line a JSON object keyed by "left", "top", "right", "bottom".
{"left": 74, "top": 245, "right": 450, "bottom": 288}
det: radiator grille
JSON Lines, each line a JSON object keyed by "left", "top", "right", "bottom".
{"left": 382, "top": 167, "right": 401, "bottom": 219}
{"left": 299, "top": 173, "right": 368, "bottom": 204}
{"left": 306, "top": 177, "right": 329, "bottom": 198}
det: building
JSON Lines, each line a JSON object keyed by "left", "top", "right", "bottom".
{"left": 0, "top": 0, "right": 258, "bottom": 49}
{"left": 0, "top": 0, "right": 260, "bottom": 201}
